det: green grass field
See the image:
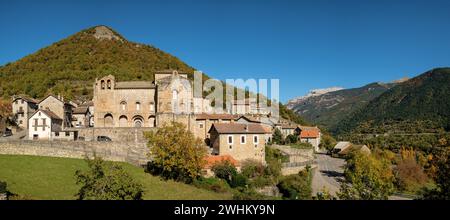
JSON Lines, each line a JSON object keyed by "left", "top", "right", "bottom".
{"left": 0, "top": 154, "right": 231, "bottom": 200}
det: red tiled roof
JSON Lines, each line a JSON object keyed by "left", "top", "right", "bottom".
{"left": 203, "top": 155, "right": 239, "bottom": 169}
{"left": 209, "top": 123, "right": 267, "bottom": 134}
{"left": 300, "top": 130, "right": 320, "bottom": 138}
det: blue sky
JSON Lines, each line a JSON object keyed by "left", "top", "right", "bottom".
{"left": 1, "top": 0, "right": 450, "bottom": 102}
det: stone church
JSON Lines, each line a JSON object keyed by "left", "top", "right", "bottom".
{"left": 93, "top": 70, "right": 208, "bottom": 128}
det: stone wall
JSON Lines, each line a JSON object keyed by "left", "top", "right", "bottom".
{"left": 0, "top": 140, "right": 149, "bottom": 166}
{"left": 71, "top": 127, "right": 156, "bottom": 142}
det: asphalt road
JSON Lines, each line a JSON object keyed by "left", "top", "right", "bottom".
{"left": 312, "top": 153, "right": 346, "bottom": 197}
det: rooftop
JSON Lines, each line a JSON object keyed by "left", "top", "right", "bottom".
{"left": 115, "top": 81, "right": 156, "bottom": 89}
{"left": 209, "top": 123, "right": 267, "bottom": 134}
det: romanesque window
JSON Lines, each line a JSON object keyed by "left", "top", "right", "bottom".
{"left": 107, "top": 80, "right": 111, "bottom": 89}
{"left": 101, "top": 80, "right": 105, "bottom": 89}
{"left": 150, "top": 102, "right": 154, "bottom": 112}
{"left": 136, "top": 102, "right": 141, "bottom": 111}
{"left": 120, "top": 101, "right": 127, "bottom": 111}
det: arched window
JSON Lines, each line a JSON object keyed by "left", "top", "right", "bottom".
{"left": 119, "top": 115, "right": 128, "bottom": 127}
{"left": 136, "top": 102, "right": 141, "bottom": 111}
{"left": 133, "top": 115, "right": 144, "bottom": 128}
{"left": 104, "top": 113, "right": 113, "bottom": 127}
{"left": 107, "top": 80, "right": 111, "bottom": 89}
{"left": 150, "top": 102, "right": 155, "bottom": 112}
{"left": 101, "top": 80, "right": 105, "bottom": 90}
{"left": 120, "top": 101, "right": 127, "bottom": 111}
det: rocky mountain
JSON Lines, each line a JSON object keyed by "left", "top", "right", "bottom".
{"left": 0, "top": 25, "right": 197, "bottom": 100}
{"left": 334, "top": 68, "right": 450, "bottom": 135}
{"left": 287, "top": 82, "right": 399, "bottom": 130}
{"left": 286, "top": 87, "right": 344, "bottom": 109}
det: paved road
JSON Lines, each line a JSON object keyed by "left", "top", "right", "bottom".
{"left": 312, "top": 153, "right": 413, "bottom": 200}
{"left": 312, "top": 153, "right": 345, "bottom": 197}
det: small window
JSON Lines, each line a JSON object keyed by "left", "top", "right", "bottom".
{"left": 150, "top": 102, "right": 155, "bottom": 112}
{"left": 253, "top": 135, "right": 259, "bottom": 144}
{"left": 65, "top": 132, "right": 70, "bottom": 136}
{"left": 240, "top": 135, "right": 246, "bottom": 144}
{"left": 136, "top": 102, "right": 141, "bottom": 111}
{"left": 227, "top": 135, "right": 233, "bottom": 144}
{"left": 55, "top": 132, "right": 59, "bottom": 137}
{"left": 199, "top": 122, "right": 204, "bottom": 129}
{"left": 120, "top": 101, "right": 126, "bottom": 111}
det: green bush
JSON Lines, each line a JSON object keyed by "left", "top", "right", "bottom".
{"left": 0, "top": 181, "right": 7, "bottom": 194}
{"left": 192, "top": 177, "right": 230, "bottom": 193}
{"left": 230, "top": 173, "right": 248, "bottom": 188}
{"left": 212, "top": 160, "right": 238, "bottom": 184}
{"left": 241, "top": 160, "right": 265, "bottom": 179}
{"left": 232, "top": 188, "right": 271, "bottom": 200}
{"left": 277, "top": 171, "right": 312, "bottom": 200}
{"left": 75, "top": 157, "right": 144, "bottom": 200}
{"left": 285, "top": 134, "right": 299, "bottom": 144}
{"left": 249, "top": 176, "right": 273, "bottom": 188}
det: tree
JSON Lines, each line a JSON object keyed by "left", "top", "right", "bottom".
{"left": 421, "top": 149, "right": 450, "bottom": 200}
{"left": 145, "top": 122, "right": 207, "bottom": 183}
{"left": 285, "top": 134, "right": 298, "bottom": 144}
{"left": 319, "top": 134, "right": 337, "bottom": 151}
{"left": 211, "top": 160, "right": 237, "bottom": 183}
{"left": 338, "top": 152, "right": 395, "bottom": 200}
{"left": 272, "top": 128, "right": 284, "bottom": 145}
{"left": 75, "top": 157, "right": 143, "bottom": 200}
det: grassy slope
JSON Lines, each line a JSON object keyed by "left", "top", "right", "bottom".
{"left": 0, "top": 154, "right": 231, "bottom": 200}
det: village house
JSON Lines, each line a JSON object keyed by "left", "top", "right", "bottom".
{"left": 208, "top": 123, "right": 266, "bottom": 164}
{"left": 295, "top": 126, "right": 321, "bottom": 151}
{"left": 28, "top": 109, "right": 63, "bottom": 140}
{"left": 194, "top": 113, "right": 237, "bottom": 145}
{"left": 71, "top": 106, "right": 92, "bottom": 127}
{"left": 275, "top": 123, "right": 297, "bottom": 137}
{"left": 11, "top": 95, "right": 38, "bottom": 129}
{"left": 38, "top": 95, "right": 74, "bottom": 129}
{"left": 331, "top": 141, "right": 371, "bottom": 157}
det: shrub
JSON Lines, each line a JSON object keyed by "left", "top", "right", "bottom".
{"left": 285, "top": 134, "right": 298, "bottom": 144}
{"left": 249, "top": 176, "right": 273, "bottom": 188}
{"left": 277, "top": 170, "right": 312, "bottom": 200}
{"left": 230, "top": 173, "right": 248, "bottom": 188}
{"left": 192, "top": 177, "right": 230, "bottom": 193}
{"left": 212, "top": 160, "right": 238, "bottom": 183}
{"left": 232, "top": 188, "right": 271, "bottom": 200}
{"left": 75, "top": 157, "right": 144, "bottom": 200}
{"left": 395, "top": 158, "right": 429, "bottom": 192}
{"left": 241, "top": 160, "right": 265, "bottom": 179}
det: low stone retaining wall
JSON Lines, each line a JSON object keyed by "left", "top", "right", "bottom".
{"left": 0, "top": 140, "right": 150, "bottom": 166}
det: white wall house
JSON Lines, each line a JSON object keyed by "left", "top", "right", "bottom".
{"left": 28, "top": 109, "right": 63, "bottom": 140}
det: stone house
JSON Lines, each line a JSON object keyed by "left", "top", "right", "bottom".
{"left": 28, "top": 109, "right": 63, "bottom": 140}
{"left": 71, "top": 106, "right": 91, "bottom": 127}
{"left": 275, "top": 123, "right": 297, "bottom": 138}
{"left": 208, "top": 123, "right": 266, "bottom": 164}
{"left": 331, "top": 142, "right": 371, "bottom": 157}
{"left": 38, "top": 95, "right": 74, "bottom": 129}
{"left": 11, "top": 95, "right": 38, "bottom": 129}
{"left": 194, "top": 113, "right": 236, "bottom": 145}
{"left": 295, "top": 126, "right": 321, "bottom": 151}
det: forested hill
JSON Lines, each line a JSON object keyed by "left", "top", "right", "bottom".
{"left": 334, "top": 68, "right": 450, "bottom": 135}
{"left": 0, "top": 25, "right": 196, "bottom": 100}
